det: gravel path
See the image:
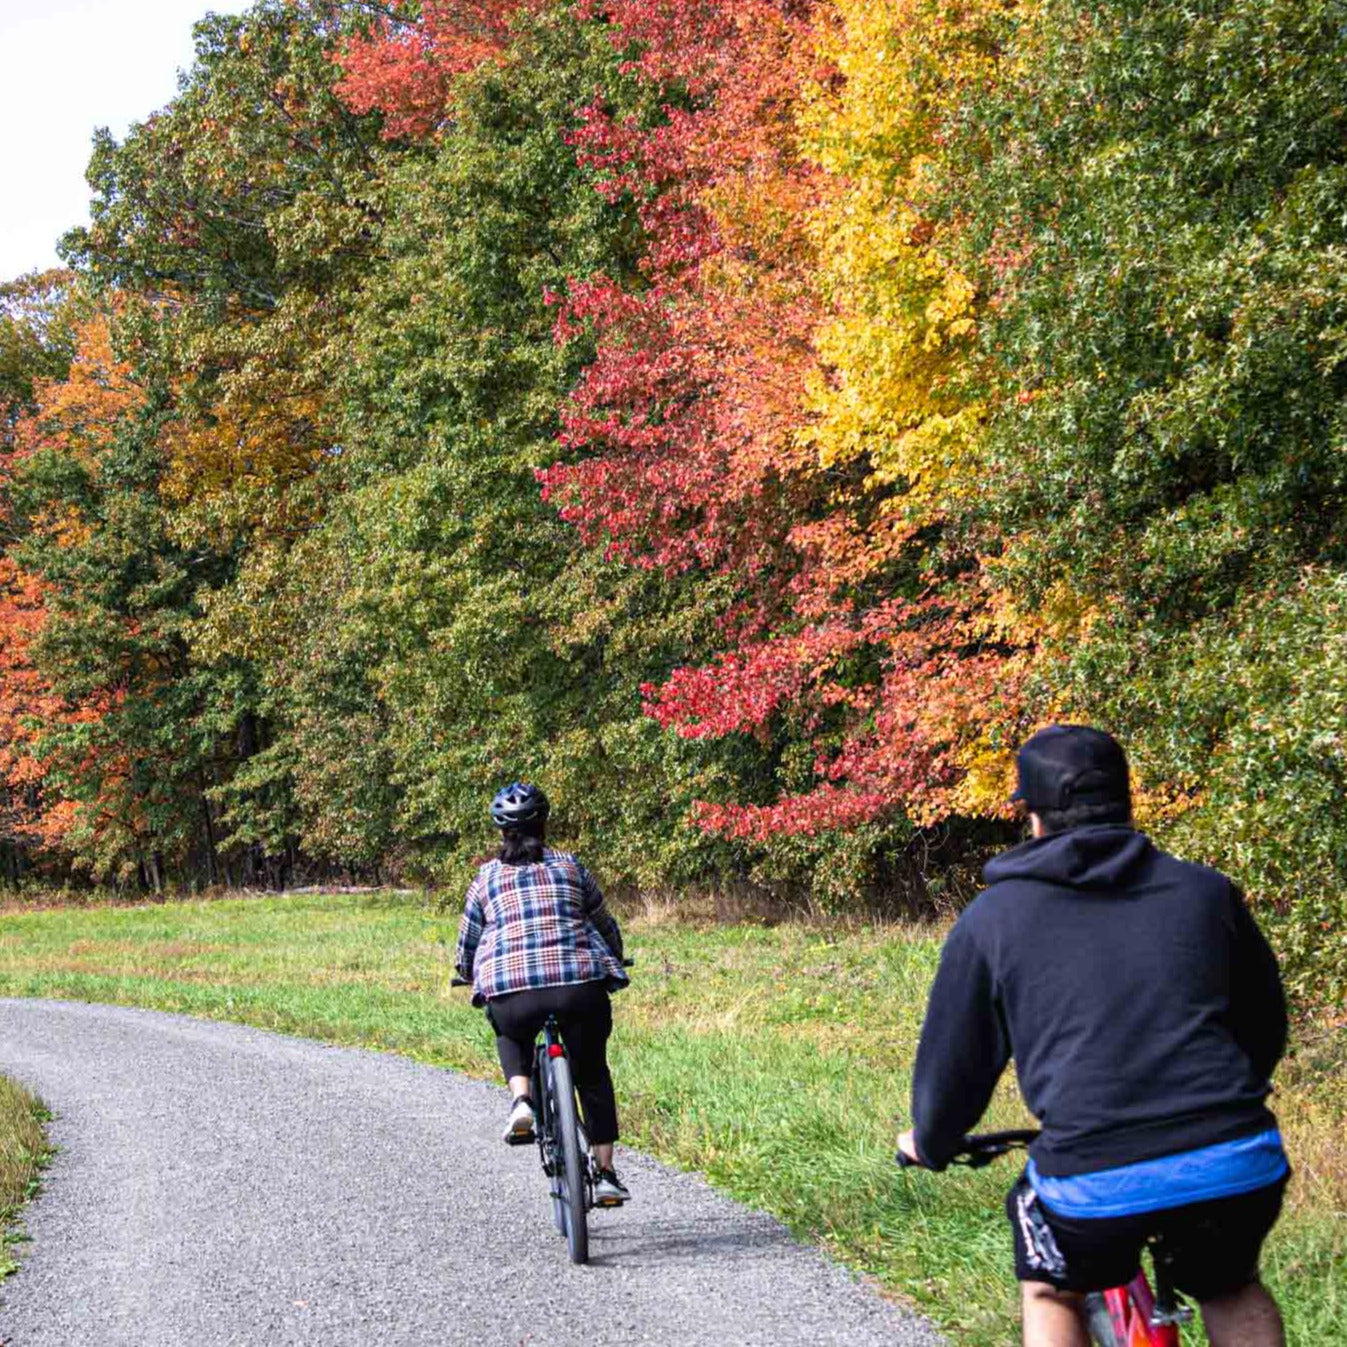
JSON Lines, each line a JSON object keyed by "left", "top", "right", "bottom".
{"left": 0, "top": 999, "right": 943, "bottom": 1346}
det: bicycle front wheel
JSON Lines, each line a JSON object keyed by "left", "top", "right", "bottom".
{"left": 548, "top": 1051, "right": 589, "bottom": 1264}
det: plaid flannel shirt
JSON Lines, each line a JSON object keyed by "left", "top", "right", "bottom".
{"left": 455, "top": 849, "right": 627, "bottom": 1006}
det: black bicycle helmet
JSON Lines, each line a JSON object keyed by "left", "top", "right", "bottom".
{"left": 490, "top": 781, "right": 550, "bottom": 829}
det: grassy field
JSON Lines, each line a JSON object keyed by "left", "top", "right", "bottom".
{"left": 0, "top": 1074, "right": 50, "bottom": 1278}
{"left": 0, "top": 890, "right": 1341, "bottom": 1342}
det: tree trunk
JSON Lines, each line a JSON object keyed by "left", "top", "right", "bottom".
{"left": 199, "top": 786, "right": 219, "bottom": 888}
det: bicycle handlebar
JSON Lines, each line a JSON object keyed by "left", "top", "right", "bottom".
{"left": 896, "top": 1127, "right": 1041, "bottom": 1171}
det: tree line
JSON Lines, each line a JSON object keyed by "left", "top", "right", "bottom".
{"left": 2, "top": 0, "right": 1343, "bottom": 1001}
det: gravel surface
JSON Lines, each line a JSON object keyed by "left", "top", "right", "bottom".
{"left": 0, "top": 999, "right": 944, "bottom": 1346}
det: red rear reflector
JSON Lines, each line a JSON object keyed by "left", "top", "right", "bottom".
{"left": 548, "top": 1043, "right": 565, "bottom": 1058}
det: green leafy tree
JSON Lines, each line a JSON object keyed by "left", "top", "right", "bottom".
{"left": 942, "top": 0, "right": 1347, "bottom": 997}
{"left": 295, "top": 4, "right": 764, "bottom": 890}
{"left": 1, "top": 271, "right": 80, "bottom": 425}
{"left": 14, "top": 0, "right": 390, "bottom": 884}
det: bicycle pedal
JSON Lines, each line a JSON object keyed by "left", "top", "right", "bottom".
{"left": 505, "top": 1130, "right": 536, "bottom": 1146}
{"left": 594, "top": 1196, "right": 624, "bottom": 1208}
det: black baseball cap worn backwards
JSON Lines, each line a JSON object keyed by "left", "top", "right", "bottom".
{"left": 1011, "top": 724, "right": 1130, "bottom": 814}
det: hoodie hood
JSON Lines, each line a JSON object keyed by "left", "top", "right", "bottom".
{"left": 984, "top": 825, "right": 1154, "bottom": 890}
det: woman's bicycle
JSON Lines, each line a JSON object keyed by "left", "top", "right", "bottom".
{"left": 898, "top": 1129, "right": 1195, "bottom": 1346}
{"left": 527, "top": 1009, "right": 626, "bottom": 1264}
{"left": 453, "top": 966, "right": 631, "bottom": 1265}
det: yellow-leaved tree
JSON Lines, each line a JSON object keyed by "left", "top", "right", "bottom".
{"left": 798, "top": 0, "right": 1031, "bottom": 816}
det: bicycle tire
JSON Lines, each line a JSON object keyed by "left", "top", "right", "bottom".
{"left": 534, "top": 1053, "right": 567, "bottom": 1235}
{"left": 1084, "top": 1293, "right": 1121, "bottom": 1346}
{"left": 549, "top": 1051, "right": 589, "bottom": 1264}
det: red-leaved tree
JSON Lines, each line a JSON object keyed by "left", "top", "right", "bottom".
{"left": 541, "top": 0, "right": 1024, "bottom": 839}
{"left": 335, "top": 0, "right": 536, "bottom": 138}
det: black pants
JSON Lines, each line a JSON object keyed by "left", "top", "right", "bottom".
{"left": 485, "top": 980, "right": 619, "bottom": 1145}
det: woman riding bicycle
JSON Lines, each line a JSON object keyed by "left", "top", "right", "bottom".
{"left": 455, "top": 781, "right": 631, "bottom": 1205}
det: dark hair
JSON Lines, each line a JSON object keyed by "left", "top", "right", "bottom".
{"left": 1036, "top": 797, "right": 1132, "bottom": 835}
{"left": 499, "top": 821, "right": 545, "bottom": 866}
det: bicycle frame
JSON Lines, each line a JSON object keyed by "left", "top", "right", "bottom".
{"left": 1098, "top": 1270, "right": 1182, "bottom": 1347}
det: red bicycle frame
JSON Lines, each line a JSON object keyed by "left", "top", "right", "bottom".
{"left": 1100, "top": 1272, "right": 1182, "bottom": 1346}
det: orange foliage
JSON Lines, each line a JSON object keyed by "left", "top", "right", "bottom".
{"left": 0, "top": 314, "right": 142, "bottom": 852}
{"left": 335, "top": 1, "right": 535, "bottom": 139}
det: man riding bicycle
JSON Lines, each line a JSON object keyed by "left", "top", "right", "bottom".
{"left": 456, "top": 781, "right": 631, "bottom": 1205}
{"left": 898, "top": 725, "right": 1289, "bottom": 1347}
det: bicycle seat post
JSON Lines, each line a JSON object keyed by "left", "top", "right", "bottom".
{"left": 1147, "top": 1237, "right": 1194, "bottom": 1329}
{"left": 542, "top": 1013, "right": 562, "bottom": 1057}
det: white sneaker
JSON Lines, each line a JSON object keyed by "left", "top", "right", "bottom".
{"left": 503, "top": 1096, "right": 535, "bottom": 1144}
{"left": 593, "top": 1168, "right": 630, "bottom": 1206}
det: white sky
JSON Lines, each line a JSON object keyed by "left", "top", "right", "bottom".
{"left": 0, "top": 0, "right": 251, "bottom": 281}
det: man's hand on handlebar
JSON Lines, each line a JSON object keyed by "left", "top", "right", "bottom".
{"left": 896, "top": 1127, "right": 1040, "bottom": 1172}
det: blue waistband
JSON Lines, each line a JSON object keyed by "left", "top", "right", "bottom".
{"left": 1027, "top": 1129, "right": 1288, "bottom": 1219}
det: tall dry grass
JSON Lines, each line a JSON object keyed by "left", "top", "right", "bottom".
{"left": 0, "top": 1074, "right": 49, "bottom": 1276}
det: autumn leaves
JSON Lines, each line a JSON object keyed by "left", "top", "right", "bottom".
{"left": 1, "top": 0, "right": 1344, "bottom": 998}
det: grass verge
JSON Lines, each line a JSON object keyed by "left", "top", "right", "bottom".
{"left": 0, "top": 890, "right": 1340, "bottom": 1342}
{"left": 0, "top": 1074, "right": 51, "bottom": 1278}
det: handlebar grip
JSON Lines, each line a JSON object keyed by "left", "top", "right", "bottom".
{"left": 620, "top": 958, "right": 635, "bottom": 968}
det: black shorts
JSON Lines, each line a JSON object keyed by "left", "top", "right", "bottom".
{"left": 1007, "top": 1171, "right": 1287, "bottom": 1301}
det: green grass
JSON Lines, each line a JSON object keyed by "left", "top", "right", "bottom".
{"left": 0, "top": 891, "right": 1341, "bottom": 1342}
{"left": 0, "top": 1074, "right": 50, "bottom": 1278}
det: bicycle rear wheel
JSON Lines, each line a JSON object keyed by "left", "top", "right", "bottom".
{"left": 1084, "top": 1293, "right": 1120, "bottom": 1346}
{"left": 533, "top": 1053, "right": 567, "bottom": 1235}
{"left": 548, "top": 1051, "right": 589, "bottom": 1264}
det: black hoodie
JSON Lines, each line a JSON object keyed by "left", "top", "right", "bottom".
{"left": 911, "top": 826, "right": 1286, "bottom": 1176}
